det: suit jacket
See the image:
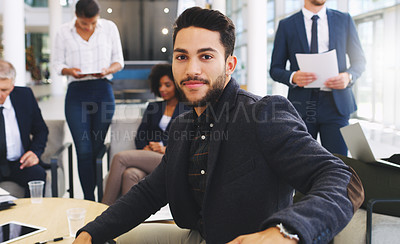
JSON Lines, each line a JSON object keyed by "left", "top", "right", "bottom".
{"left": 134, "top": 101, "right": 190, "bottom": 149}
{"left": 9, "top": 87, "right": 48, "bottom": 159}
{"left": 270, "top": 9, "right": 366, "bottom": 117}
{"left": 81, "top": 79, "right": 363, "bottom": 244}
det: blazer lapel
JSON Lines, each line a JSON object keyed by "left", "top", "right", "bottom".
{"left": 327, "top": 9, "right": 337, "bottom": 50}
{"left": 205, "top": 80, "right": 239, "bottom": 188}
{"left": 294, "top": 11, "right": 309, "bottom": 53}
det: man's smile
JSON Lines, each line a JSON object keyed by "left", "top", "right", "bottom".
{"left": 182, "top": 80, "right": 206, "bottom": 89}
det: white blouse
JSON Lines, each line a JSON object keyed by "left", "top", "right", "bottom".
{"left": 51, "top": 18, "right": 124, "bottom": 83}
{"left": 159, "top": 115, "right": 172, "bottom": 132}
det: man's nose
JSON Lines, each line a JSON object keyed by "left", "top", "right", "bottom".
{"left": 186, "top": 59, "right": 201, "bottom": 76}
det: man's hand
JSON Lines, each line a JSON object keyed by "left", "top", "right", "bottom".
{"left": 19, "top": 151, "right": 39, "bottom": 169}
{"left": 324, "top": 72, "right": 351, "bottom": 89}
{"left": 292, "top": 71, "right": 317, "bottom": 87}
{"left": 148, "top": 142, "right": 166, "bottom": 154}
{"left": 72, "top": 231, "right": 92, "bottom": 244}
{"left": 226, "top": 227, "right": 298, "bottom": 244}
{"left": 62, "top": 68, "right": 87, "bottom": 79}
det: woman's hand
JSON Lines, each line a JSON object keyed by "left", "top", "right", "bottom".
{"left": 62, "top": 68, "right": 87, "bottom": 79}
{"left": 148, "top": 142, "right": 166, "bottom": 154}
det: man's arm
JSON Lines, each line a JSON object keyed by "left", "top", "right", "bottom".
{"left": 269, "top": 21, "right": 295, "bottom": 86}
{"left": 26, "top": 88, "right": 48, "bottom": 159}
{"left": 254, "top": 96, "right": 364, "bottom": 243}
{"left": 344, "top": 13, "right": 366, "bottom": 82}
{"left": 227, "top": 227, "right": 297, "bottom": 244}
{"left": 325, "top": 14, "right": 366, "bottom": 90}
{"left": 76, "top": 156, "right": 168, "bottom": 243}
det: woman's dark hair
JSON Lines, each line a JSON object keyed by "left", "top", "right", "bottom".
{"left": 173, "top": 7, "right": 235, "bottom": 59}
{"left": 75, "top": 0, "right": 100, "bottom": 18}
{"left": 149, "top": 63, "right": 180, "bottom": 100}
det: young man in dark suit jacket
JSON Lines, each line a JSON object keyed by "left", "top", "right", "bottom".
{"left": 0, "top": 60, "right": 48, "bottom": 197}
{"left": 270, "top": 0, "right": 366, "bottom": 155}
{"left": 74, "top": 7, "right": 364, "bottom": 244}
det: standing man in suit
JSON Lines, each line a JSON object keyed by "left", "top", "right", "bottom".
{"left": 0, "top": 60, "right": 48, "bottom": 197}
{"left": 73, "top": 7, "right": 363, "bottom": 244}
{"left": 270, "top": 0, "right": 366, "bottom": 155}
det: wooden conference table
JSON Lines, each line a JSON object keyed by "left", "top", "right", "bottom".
{"left": 0, "top": 198, "right": 108, "bottom": 244}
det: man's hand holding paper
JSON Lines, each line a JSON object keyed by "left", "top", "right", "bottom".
{"left": 295, "top": 49, "right": 340, "bottom": 89}
{"left": 324, "top": 72, "right": 351, "bottom": 89}
{"left": 292, "top": 71, "right": 317, "bottom": 87}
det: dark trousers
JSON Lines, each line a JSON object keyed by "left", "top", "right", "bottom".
{"left": 0, "top": 160, "right": 46, "bottom": 197}
{"left": 65, "top": 79, "right": 115, "bottom": 200}
{"left": 304, "top": 89, "right": 349, "bottom": 155}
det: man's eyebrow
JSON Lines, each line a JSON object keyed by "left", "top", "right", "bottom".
{"left": 173, "top": 47, "right": 218, "bottom": 54}
{"left": 173, "top": 48, "right": 188, "bottom": 53}
{"left": 197, "top": 48, "right": 217, "bottom": 54}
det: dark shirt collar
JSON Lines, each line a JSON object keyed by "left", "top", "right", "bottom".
{"left": 191, "top": 77, "right": 239, "bottom": 126}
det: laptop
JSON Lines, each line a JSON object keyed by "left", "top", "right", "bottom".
{"left": 340, "top": 122, "right": 400, "bottom": 169}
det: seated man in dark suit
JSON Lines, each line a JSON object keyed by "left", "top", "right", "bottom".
{"left": 0, "top": 60, "right": 48, "bottom": 197}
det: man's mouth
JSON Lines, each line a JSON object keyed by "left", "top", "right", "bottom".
{"left": 181, "top": 80, "right": 206, "bottom": 89}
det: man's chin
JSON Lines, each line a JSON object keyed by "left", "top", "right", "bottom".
{"left": 184, "top": 100, "right": 208, "bottom": 108}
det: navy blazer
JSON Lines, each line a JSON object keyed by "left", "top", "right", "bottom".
{"left": 82, "top": 79, "right": 363, "bottom": 244}
{"left": 9, "top": 87, "right": 48, "bottom": 159}
{"left": 270, "top": 9, "right": 366, "bottom": 117}
{"left": 134, "top": 101, "right": 190, "bottom": 149}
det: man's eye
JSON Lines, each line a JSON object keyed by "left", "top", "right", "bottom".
{"left": 176, "top": 55, "right": 187, "bottom": 60}
{"left": 202, "top": 55, "right": 212, "bottom": 60}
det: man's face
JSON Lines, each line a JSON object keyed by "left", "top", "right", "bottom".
{"left": 172, "top": 27, "right": 236, "bottom": 107}
{"left": 0, "top": 78, "right": 14, "bottom": 104}
{"left": 308, "top": 0, "right": 326, "bottom": 6}
{"left": 75, "top": 14, "right": 99, "bottom": 33}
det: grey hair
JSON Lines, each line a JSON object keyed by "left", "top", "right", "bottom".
{"left": 0, "top": 60, "right": 16, "bottom": 84}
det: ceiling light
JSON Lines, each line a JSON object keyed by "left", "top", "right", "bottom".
{"left": 107, "top": 8, "right": 113, "bottom": 14}
{"left": 162, "top": 28, "right": 169, "bottom": 35}
{"left": 161, "top": 47, "right": 167, "bottom": 53}
{"left": 164, "top": 8, "right": 170, "bottom": 14}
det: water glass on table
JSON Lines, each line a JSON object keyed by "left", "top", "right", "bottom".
{"left": 28, "top": 180, "right": 44, "bottom": 204}
{"left": 66, "top": 208, "right": 86, "bottom": 237}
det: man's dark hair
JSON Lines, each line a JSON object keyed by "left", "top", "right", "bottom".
{"left": 149, "top": 63, "right": 181, "bottom": 100}
{"left": 173, "top": 7, "right": 235, "bottom": 59}
{"left": 75, "top": 0, "right": 100, "bottom": 18}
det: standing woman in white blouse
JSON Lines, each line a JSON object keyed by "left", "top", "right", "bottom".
{"left": 51, "top": 0, "right": 124, "bottom": 200}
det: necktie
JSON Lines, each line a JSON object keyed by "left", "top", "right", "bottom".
{"left": 310, "top": 15, "right": 319, "bottom": 53}
{"left": 0, "top": 106, "right": 10, "bottom": 177}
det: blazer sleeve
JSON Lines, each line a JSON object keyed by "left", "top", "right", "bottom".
{"left": 135, "top": 102, "right": 158, "bottom": 149}
{"left": 269, "top": 20, "right": 295, "bottom": 87}
{"left": 27, "top": 88, "right": 48, "bottom": 158}
{"left": 345, "top": 13, "right": 366, "bottom": 82}
{"left": 254, "top": 96, "right": 364, "bottom": 243}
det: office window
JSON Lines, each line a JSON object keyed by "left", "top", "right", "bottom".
{"left": 267, "top": 0, "right": 274, "bottom": 21}
{"left": 349, "top": 0, "right": 397, "bottom": 15}
{"left": 285, "top": 0, "right": 300, "bottom": 14}
{"left": 353, "top": 4, "right": 400, "bottom": 129}
{"left": 24, "top": 0, "right": 73, "bottom": 7}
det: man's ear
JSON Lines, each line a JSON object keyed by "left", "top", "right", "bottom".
{"left": 225, "top": 55, "right": 237, "bottom": 75}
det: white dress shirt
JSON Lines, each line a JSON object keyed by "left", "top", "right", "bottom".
{"left": 51, "top": 18, "right": 124, "bottom": 83}
{"left": 1, "top": 96, "right": 24, "bottom": 161}
{"left": 302, "top": 6, "right": 329, "bottom": 53}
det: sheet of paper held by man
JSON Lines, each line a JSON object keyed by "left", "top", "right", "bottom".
{"left": 295, "top": 49, "right": 339, "bottom": 88}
